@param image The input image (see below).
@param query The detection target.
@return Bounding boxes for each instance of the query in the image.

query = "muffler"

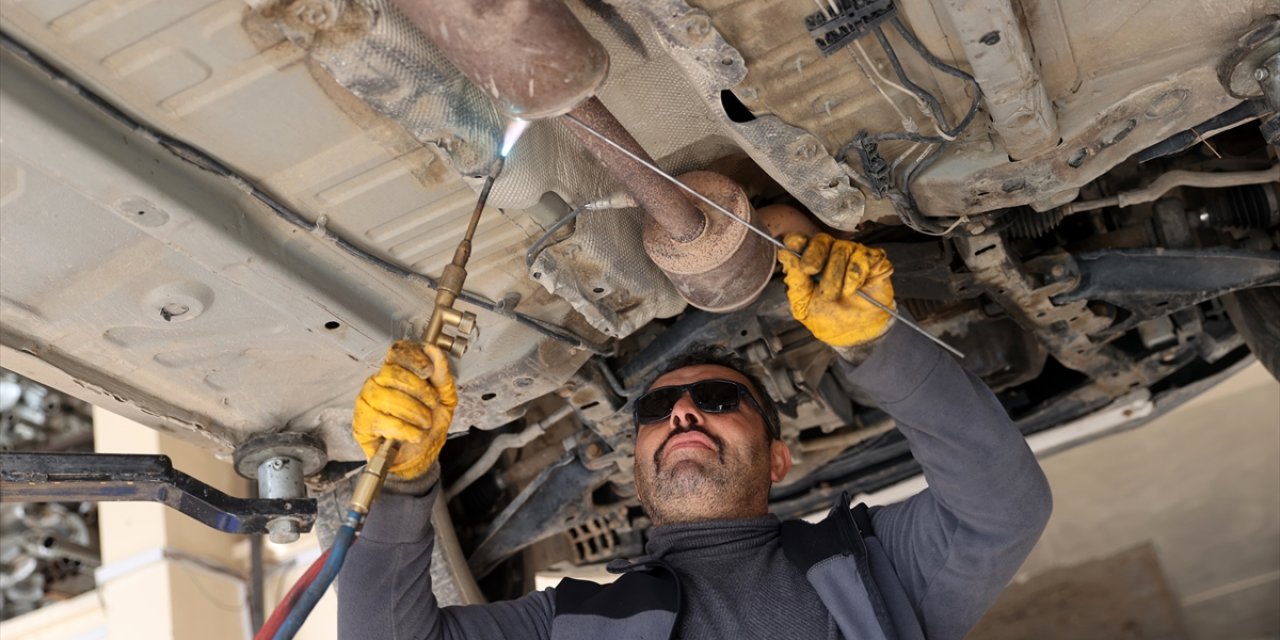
[393,0,775,312]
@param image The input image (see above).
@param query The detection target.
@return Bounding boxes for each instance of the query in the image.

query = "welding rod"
[561,114,965,359]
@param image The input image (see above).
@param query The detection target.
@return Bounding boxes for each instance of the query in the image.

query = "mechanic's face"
[633,365,792,526]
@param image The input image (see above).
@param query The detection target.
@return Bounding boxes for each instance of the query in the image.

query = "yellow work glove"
[778,232,896,349]
[352,340,457,481]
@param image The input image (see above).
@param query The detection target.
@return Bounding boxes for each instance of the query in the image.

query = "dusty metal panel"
[935,0,1059,159]
[617,0,869,231]
[0,35,590,460]
[688,0,1265,216]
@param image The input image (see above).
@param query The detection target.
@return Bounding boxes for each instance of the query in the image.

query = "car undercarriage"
[1,0,1277,601]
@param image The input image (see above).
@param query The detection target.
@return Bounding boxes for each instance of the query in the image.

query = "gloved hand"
[778,232,896,348]
[352,340,457,481]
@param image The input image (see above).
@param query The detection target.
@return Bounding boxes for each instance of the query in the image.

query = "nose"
[668,391,703,429]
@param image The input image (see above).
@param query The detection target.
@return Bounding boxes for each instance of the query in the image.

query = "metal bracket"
[0,452,316,535]
[1053,248,1280,337]
[804,0,896,56]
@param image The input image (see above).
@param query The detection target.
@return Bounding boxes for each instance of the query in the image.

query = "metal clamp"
[0,452,317,536]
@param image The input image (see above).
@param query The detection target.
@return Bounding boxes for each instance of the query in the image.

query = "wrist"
[384,463,441,496]
[830,317,896,364]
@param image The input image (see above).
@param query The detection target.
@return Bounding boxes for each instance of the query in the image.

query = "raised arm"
[338,474,555,639]
[340,341,556,639]
[778,233,1051,640]
[841,319,1052,639]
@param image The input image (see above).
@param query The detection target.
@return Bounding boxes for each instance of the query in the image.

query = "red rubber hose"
[256,548,332,640]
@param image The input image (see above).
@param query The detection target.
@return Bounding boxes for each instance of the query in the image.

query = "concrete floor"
[996,362,1280,639]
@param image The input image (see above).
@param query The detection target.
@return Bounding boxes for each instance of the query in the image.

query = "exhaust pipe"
[388,0,608,119]
[394,0,775,312]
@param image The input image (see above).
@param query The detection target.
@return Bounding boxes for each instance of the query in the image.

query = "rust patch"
[564,97,707,243]
[257,0,375,51]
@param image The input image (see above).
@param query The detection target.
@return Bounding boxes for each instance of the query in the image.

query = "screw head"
[1256,67,1271,82]
[794,142,819,160]
[267,518,300,544]
[294,1,333,28]
[683,15,712,41]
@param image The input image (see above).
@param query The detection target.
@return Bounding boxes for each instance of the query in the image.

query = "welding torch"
[348,161,499,521]
[262,163,501,640]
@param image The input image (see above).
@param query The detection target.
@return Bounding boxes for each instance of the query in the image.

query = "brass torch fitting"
[349,438,400,515]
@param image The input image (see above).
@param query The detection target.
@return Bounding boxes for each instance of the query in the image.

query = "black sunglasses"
[633,379,775,436]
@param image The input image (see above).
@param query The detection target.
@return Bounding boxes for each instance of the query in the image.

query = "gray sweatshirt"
[338,320,1053,639]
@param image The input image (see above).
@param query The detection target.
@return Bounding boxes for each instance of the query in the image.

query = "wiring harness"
[808,4,984,236]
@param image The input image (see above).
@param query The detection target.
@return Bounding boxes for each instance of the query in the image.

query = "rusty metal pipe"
[562,97,707,243]
[389,0,608,120]
[395,0,770,311]
[645,171,775,313]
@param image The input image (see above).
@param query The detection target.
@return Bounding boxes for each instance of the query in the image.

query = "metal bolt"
[293,1,334,28]
[267,518,300,544]
[257,455,306,543]
[1050,264,1067,278]
[683,15,712,41]
[1256,67,1271,82]
[794,142,819,160]
[258,456,305,500]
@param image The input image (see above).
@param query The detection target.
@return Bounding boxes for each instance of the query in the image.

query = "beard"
[635,423,773,526]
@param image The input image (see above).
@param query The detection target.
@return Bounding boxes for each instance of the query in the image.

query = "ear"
[768,439,793,484]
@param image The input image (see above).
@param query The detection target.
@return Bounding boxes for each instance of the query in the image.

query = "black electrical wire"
[1,31,612,356]
[834,19,987,236]
[871,25,981,139]
[525,203,589,268]
[888,17,980,91]
[890,143,960,236]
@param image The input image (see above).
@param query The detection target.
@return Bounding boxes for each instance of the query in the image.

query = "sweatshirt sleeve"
[338,476,556,640]
[837,320,1053,640]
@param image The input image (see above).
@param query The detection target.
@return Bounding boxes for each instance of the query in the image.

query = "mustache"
[654,423,726,470]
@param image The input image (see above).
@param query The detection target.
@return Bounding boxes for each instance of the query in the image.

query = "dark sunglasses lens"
[691,380,742,413]
[635,387,682,423]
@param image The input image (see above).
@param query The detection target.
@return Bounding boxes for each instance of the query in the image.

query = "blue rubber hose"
[272,510,362,640]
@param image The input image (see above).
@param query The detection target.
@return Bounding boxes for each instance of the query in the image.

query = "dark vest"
[551,494,925,640]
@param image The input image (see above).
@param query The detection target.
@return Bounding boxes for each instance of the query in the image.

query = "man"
[342,233,1053,639]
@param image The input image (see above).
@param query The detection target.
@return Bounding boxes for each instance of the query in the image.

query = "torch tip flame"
[501,118,531,158]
